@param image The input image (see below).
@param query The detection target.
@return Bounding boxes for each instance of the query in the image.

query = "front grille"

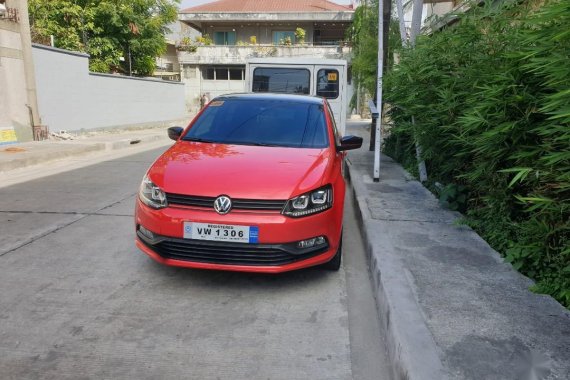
[139,234,326,266]
[166,193,286,211]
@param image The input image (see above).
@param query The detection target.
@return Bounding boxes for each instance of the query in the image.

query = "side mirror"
[168,126,184,141]
[337,135,363,151]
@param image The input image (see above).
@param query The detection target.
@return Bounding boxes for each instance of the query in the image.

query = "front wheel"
[322,235,342,271]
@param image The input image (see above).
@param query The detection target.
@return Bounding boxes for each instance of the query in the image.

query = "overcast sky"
[179,0,353,10]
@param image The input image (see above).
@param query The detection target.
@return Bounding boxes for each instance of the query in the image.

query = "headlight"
[282,185,333,218]
[139,175,167,209]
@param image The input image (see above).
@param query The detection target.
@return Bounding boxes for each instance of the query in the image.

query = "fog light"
[139,225,154,240]
[315,236,326,246]
[297,236,326,249]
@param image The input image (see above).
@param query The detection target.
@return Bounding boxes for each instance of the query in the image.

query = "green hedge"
[383,0,570,307]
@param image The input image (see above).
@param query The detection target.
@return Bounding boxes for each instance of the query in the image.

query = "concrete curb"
[0,143,106,172]
[0,133,169,173]
[104,133,168,151]
[346,161,449,380]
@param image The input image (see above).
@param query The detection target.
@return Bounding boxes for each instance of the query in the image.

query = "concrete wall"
[32,44,186,132]
[0,0,33,143]
[178,45,350,65]
[180,64,245,113]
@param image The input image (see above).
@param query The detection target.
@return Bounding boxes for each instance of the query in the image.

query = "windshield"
[183,99,329,149]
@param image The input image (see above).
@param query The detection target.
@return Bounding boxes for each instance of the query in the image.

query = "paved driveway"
[0,147,388,380]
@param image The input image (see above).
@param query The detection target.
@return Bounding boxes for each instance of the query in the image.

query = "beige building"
[0,0,37,143]
[154,40,182,81]
[177,0,355,113]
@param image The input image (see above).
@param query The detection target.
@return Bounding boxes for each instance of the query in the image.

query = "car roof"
[214,93,324,105]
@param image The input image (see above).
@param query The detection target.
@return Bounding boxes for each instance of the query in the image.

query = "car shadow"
[140,256,334,291]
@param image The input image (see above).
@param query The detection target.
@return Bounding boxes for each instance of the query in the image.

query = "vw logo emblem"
[214,195,232,215]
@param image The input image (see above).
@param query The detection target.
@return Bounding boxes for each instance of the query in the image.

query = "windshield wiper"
[183,137,217,143]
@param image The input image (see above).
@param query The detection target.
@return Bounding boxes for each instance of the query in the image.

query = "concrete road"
[0,147,389,380]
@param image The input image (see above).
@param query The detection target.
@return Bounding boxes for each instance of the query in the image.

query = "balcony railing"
[177,44,352,65]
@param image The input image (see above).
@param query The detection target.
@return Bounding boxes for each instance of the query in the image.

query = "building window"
[316,69,340,99]
[213,31,236,45]
[202,66,245,81]
[273,31,295,45]
[203,67,215,80]
[252,68,310,94]
[229,68,243,80]
[215,68,228,80]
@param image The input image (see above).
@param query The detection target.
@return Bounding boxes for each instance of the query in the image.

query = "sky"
[179,0,353,10]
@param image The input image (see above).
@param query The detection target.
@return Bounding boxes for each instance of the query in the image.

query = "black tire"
[322,236,342,271]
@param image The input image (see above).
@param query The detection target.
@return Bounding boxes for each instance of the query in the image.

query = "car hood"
[148,141,332,199]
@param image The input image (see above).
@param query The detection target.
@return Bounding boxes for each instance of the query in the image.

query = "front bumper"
[134,198,343,273]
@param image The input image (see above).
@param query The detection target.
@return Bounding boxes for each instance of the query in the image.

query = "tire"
[322,235,342,271]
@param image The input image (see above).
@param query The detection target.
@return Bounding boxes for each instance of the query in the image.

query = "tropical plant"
[295,27,306,44]
[196,34,212,46]
[279,36,292,46]
[28,0,179,75]
[381,0,570,307]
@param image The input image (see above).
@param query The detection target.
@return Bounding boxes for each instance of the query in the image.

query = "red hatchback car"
[135,93,362,273]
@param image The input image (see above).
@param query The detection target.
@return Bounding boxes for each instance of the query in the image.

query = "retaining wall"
[32,44,186,132]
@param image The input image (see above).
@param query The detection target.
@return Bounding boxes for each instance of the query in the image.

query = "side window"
[316,69,340,99]
[252,68,310,94]
[326,102,341,145]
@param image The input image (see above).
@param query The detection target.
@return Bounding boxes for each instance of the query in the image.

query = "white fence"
[32,44,186,132]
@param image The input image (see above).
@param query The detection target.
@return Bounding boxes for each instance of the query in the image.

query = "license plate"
[183,222,259,244]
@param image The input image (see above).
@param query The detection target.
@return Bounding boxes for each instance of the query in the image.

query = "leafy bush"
[29,0,179,76]
[383,0,570,307]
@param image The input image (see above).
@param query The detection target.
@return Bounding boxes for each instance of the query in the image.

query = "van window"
[316,69,339,99]
[252,68,310,95]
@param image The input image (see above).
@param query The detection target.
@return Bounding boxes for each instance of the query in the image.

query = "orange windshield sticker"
[210,101,224,107]
[328,73,338,81]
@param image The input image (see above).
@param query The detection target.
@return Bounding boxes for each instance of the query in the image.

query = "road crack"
[0,192,136,257]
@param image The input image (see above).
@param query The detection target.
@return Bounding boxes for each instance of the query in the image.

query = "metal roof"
[247,57,347,66]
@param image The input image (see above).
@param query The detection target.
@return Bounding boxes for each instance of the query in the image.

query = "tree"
[347,0,395,97]
[29,0,179,76]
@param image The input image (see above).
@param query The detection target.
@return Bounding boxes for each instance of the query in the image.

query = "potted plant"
[295,28,306,44]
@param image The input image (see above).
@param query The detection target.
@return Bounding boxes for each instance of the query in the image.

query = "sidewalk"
[346,121,570,380]
[0,120,187,173]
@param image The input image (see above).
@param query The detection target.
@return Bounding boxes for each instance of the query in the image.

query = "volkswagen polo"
[135,93,362,273]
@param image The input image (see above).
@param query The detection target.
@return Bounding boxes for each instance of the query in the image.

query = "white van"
[245,58,348,135]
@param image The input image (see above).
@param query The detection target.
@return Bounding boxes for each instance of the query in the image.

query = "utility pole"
[373,0,384,182]
[17,0,41,132]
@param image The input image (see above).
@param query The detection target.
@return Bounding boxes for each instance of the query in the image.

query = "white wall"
[32,44,186,132]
